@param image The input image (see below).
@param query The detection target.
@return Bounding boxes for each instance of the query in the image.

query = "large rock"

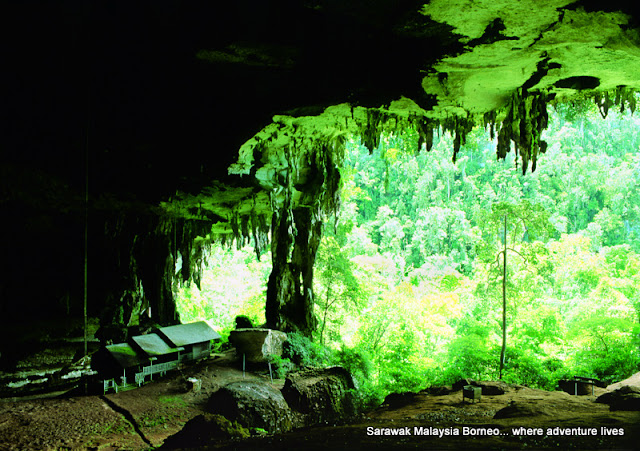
[452,379,512,395]
[383,391,419,409]
[596,386,640,411]
[281,366,358,426]
[494,401,555,419]
[208,380,295,433]
[423,385,453,396]
[229,328,287,363]
[160,414,250,449]
[607,371,640,391]
[476,380,514,395]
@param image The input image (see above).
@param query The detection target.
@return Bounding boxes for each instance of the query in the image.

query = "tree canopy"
[177,97,640,407]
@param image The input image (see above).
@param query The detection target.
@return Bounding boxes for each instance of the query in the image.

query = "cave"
[2,0,640,448]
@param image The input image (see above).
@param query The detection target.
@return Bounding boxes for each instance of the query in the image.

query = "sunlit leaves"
[175,244,269,333]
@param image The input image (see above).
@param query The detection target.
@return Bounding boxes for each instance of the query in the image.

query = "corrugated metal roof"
[105,343,147,368]
[130,333,184,357]
[156,321,221,347]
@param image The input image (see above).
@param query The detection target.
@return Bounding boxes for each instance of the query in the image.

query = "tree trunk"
[319,277,333,345]
[499,215,507,380]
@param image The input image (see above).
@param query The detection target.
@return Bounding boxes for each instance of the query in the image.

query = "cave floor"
[0,353,638,450]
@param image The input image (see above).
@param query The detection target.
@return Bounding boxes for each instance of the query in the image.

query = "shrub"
[283,332,334,367]
[269,355,295,379]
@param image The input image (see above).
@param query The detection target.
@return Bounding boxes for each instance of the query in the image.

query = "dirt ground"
[0,353,264,450]
[0,353,639,450]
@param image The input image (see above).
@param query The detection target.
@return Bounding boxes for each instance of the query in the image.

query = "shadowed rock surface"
[282,366,358,426]
[596,385,640,411]
[160,414,250,449]
[207,380,294,434]
[229,329,287,364]
[1,353,639,450]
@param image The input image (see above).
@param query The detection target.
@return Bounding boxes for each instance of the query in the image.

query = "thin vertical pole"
[499,215,507,379]
[84,111,89,363]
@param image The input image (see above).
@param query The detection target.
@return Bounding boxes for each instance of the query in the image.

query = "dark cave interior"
[3,0,640,407]
[4,1,640,449]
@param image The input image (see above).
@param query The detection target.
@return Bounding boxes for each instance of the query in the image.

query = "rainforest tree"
[176,96,640,404]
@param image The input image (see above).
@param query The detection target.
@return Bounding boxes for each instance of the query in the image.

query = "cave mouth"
[170,94,640,404]
[174,241,270,337]
[309,98,640,401]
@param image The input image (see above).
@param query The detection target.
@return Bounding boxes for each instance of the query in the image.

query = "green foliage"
[176,96,640,407]
[327,105,640,399]
[444,334,497,382]
[269,355,295,379]
[314,231,365,344]
[335,346,382,409]
[283,332,335,367]
[502,348,560,391]
[175,243,268,334]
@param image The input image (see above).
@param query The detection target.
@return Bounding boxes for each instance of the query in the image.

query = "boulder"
[229,328,287,363]
[160,414,250,449]
[452,378,476,391]
[596,386,640,411]
[208,380,294,433]
[423,385,453,396]
[494,401,554,419]
[282,366,358,426]
[452,379,511,395]
[607,371,640,391]
[383,391,419,408]
[476,380,513,395]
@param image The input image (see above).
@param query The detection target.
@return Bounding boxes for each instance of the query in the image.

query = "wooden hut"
[91,342,148,392]
[92,321,221,393]
[155,321,221,361]
[130,333,184,383]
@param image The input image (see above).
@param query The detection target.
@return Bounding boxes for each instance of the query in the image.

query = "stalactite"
[494,89,549,174]
[263,124,345,335]
[483,111,497,140]
[361,109,387,153]
[609,86,636,115]
[441,116,474,163]
[416,118,434,153]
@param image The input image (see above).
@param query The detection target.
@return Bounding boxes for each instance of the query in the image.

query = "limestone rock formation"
[596,386,640,411]
[281,367,358,426]
[606,371,640,391]
[453,378,514,395]
[229,328,287,364]
[6,0,640,368]
[208,381,295,434]
[204,367,358,434]
[160,414,250,449]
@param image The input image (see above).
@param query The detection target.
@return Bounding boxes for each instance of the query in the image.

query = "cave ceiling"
[5,1,640,228]
[161,0,640,241]
[4,0,640,325]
